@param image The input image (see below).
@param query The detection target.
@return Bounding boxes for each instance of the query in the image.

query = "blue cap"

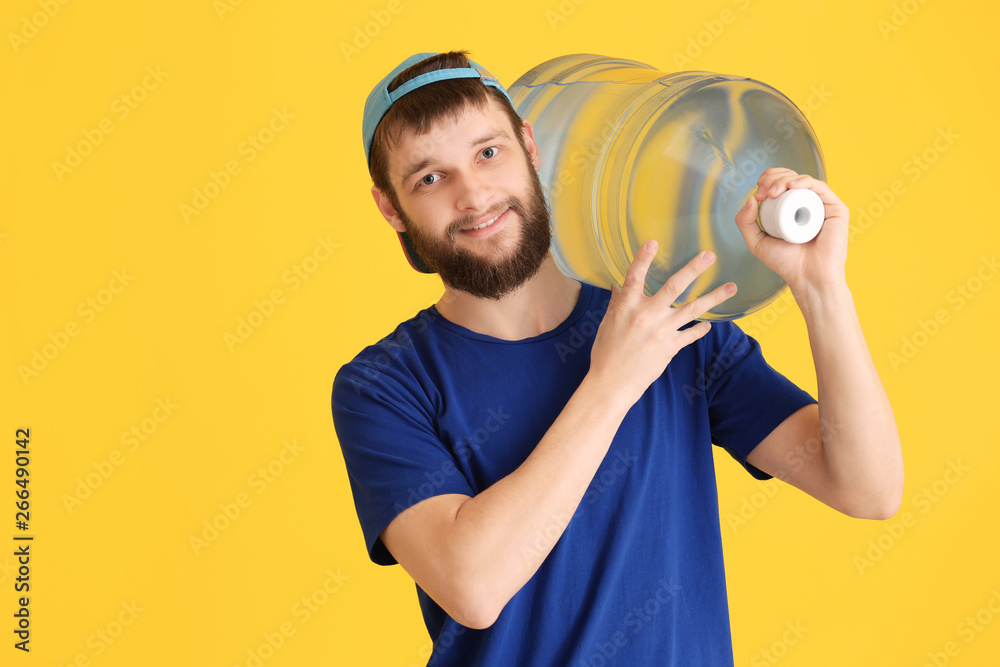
[362,52,516,274]
[362,52,515,168]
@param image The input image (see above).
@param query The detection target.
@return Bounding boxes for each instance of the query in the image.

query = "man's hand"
[589,240,737,409]
[734,167,850,295]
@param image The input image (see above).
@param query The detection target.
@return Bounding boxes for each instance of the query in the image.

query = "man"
[332,51,902,666]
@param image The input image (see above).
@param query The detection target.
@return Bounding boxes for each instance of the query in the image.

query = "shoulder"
[701,319,759,360]
[332,306,444,406]
[342,303,455,368]
[673,317,758,372]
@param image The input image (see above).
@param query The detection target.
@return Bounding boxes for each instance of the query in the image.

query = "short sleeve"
[702,322,817,481]
[332,361,475,565]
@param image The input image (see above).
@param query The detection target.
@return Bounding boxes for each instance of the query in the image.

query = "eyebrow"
[399,129,513,186]
[401,158,433,187]
[468,129,510,148]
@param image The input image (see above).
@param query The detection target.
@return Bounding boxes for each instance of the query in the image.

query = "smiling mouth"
[463,208,508,232]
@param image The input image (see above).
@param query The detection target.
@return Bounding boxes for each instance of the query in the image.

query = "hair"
[368,50,527,211]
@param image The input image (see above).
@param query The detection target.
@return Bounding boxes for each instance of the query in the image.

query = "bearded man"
[332,51,902,666]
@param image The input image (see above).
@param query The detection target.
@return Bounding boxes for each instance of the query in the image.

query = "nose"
[453,167,494,214]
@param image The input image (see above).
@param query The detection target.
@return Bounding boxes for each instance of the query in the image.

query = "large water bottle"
[508,54,827,320]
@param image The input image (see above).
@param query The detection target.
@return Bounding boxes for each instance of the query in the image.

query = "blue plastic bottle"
[508,54,826,320]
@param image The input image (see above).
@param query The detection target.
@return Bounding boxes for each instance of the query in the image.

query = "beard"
[397,157,552,301]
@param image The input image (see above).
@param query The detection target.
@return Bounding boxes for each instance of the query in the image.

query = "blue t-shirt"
[332,282,816,666]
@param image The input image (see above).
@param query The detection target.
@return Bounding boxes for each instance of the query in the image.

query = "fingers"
[754,168,841,206]
[674,279,737,324]
[753,167,801,200]
[651,249,717,307]
[733,194,768,256]
[752,168,849,231]
[617,239,659,307]
[735,190,762,229]
[617,241,736,324]
[664,283,740,350]
[674,319,713,348]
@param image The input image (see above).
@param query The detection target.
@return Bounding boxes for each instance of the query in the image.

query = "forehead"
[387,98,517,184]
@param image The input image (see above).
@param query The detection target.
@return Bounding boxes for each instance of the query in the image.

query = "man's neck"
[433,255,583,341]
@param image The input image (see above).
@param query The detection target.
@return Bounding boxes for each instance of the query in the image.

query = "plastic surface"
[757,188,825,244]
[509,54,827,320]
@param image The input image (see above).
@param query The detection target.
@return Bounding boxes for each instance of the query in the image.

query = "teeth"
[467,211,502,231]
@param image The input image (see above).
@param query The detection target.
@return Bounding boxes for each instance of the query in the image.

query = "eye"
[419,173,441,186]
[481,146,498,159]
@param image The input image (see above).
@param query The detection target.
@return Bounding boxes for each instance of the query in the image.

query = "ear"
[521,119,542,172]
[371,186,406,233]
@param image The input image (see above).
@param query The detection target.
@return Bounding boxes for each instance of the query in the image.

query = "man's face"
[378,99,551,300]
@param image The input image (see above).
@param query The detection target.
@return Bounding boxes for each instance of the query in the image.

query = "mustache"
[448,197,523,241]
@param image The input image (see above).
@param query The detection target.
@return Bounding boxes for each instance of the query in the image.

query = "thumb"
[735,193,768,257]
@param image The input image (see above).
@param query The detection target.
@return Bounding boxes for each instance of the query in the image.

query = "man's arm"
[737,169,904,519]
[381,373,630,630]
[381,244,736,630]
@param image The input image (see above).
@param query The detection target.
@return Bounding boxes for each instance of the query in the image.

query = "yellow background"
[2,0,998,664]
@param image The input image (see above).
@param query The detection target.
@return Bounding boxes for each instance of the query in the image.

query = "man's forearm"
[446,370,631,625]
[793,281,904,517]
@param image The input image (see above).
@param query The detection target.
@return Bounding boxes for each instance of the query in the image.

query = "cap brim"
[397,231,436,274]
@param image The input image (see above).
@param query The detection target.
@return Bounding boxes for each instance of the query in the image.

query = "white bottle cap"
[756,188,825,244]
